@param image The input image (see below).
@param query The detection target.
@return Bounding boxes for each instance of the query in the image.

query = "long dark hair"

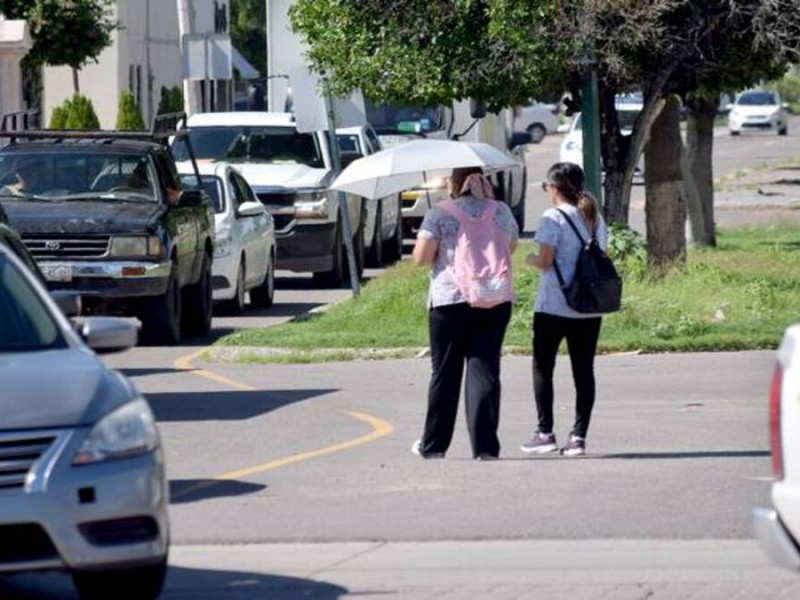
[546,162,598,232]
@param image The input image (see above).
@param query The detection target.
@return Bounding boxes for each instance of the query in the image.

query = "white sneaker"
[520,431,558,454]
[411,439,444,459]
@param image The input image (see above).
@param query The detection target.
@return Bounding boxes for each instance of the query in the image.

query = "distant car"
[0,243,168,600]
[753,324,800,571]
[560,100,644,181]
[337,125,403,267]
[728,90,788,136]
[513,102,560,144]
[178,161,276,315]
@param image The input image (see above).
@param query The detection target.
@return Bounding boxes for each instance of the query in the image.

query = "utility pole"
[145,0,153,124]
[176,0,201,115]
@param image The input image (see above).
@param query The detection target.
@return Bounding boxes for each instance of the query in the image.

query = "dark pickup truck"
[0,112,214,345]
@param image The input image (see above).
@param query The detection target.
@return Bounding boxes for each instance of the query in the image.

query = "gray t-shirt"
[534,203,608,319]
[418,197,519,308]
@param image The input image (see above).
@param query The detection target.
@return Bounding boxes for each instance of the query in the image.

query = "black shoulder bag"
[551,208,622,314]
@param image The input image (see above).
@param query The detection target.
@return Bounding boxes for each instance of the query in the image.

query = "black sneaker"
[560,435,586,456]
[520,431,558,454]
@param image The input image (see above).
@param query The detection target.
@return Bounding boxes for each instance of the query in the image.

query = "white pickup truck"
[754,324,800,570]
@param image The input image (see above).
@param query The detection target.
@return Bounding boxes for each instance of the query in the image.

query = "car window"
[0,254,66,353]
[235,172,259,205]
[0,152,157,202]
[737,92,777,106]
[173,126,325,169]
[180,174,223,213]
[366,128,382,153]
[154,151,181,196]
[228,172,247,211]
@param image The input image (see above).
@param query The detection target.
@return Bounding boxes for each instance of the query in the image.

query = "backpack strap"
[551,208,587,290]
[439,198,497,223]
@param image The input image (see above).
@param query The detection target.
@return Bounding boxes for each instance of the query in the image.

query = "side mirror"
[177,188,204,207]
[508,132,532,151]
[470,99,487,119]
[237,201,266,217]
[78,317,138,354]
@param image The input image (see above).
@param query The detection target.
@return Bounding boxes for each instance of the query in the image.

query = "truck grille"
[23,235,110,259]
[256,191,296,207]
[0,435,56,490]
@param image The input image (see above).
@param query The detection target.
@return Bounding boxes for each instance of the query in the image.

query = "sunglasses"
[541,181,552,192]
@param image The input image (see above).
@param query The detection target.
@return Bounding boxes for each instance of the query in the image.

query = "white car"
[337,125,403,267]
[728,90,788,136]
[560,101,644,181]
[512,102,561,144]
[177,161,276,314]
[754,324,800,571]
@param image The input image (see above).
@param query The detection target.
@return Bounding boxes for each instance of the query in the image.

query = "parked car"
[177,161,276,314]
[753,324,800,571]
[337,125,403,266]
[560,99,645,181]
[0,243,168,600]
[0,114,215,345]
[728,90,788,136]
[512,101,560,144]
[172,111,367,288]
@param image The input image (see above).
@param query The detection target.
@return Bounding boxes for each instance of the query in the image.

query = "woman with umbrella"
[411,166,519,460]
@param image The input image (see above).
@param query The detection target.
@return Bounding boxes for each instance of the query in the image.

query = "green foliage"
[157,86,184,116]
[214,225,800,361]
[48,103,69,129]
[63,94,100,130]
[230,0,266,77]
[772,65,800,113]
[0,0,118,71]
[607,222,647,280]
[115,91,146,131]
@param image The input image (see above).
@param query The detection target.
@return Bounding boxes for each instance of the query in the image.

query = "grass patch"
[215,224,800,362]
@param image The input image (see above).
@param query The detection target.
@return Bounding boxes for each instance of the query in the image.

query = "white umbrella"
[329,139,520,200]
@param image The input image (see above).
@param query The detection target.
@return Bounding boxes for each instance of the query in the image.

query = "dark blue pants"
[532,312,602,439]
[420,301,512,458]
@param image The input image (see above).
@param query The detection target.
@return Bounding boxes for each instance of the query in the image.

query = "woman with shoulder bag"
[411,166,519,460]
[521,162,608,457]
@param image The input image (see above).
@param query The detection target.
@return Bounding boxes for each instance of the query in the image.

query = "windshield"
[365,101,445,135]
[0,255,66,353]
[172,126,325,168]
[0,152,158,202]
[180,174,224,213]
[737,91,777,106]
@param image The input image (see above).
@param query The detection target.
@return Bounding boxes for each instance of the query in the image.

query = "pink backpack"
[438,200,514,309]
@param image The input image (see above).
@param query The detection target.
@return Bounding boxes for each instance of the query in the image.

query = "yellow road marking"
[171,349,395,501]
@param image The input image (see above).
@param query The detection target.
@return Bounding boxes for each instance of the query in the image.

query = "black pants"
[420,301,512,458]
[532,312,602,439]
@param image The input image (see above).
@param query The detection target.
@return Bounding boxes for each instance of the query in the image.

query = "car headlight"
[293,189,329,219]
[214,236,233,258]
[72,398,159,465]
[109,235,162,258]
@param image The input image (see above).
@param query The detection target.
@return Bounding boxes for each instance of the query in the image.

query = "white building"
[43,0,256,129]
[0,16,32,123]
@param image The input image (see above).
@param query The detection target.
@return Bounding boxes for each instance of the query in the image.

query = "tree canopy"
[231,0,266,78]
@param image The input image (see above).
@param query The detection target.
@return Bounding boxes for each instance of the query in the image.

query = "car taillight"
[769,363,784,480]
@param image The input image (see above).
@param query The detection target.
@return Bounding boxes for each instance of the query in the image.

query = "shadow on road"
[145,388,339,423]
[169,479,266,504]
[0,566,350,599]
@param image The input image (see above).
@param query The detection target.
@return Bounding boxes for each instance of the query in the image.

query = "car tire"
[383,197,404,263]
[221,258,246,315]
[140,264,181,345]
[779,126,788,136]
[313,218,346,288]
[730,130,740,136]
[250,250,275,308]
[527,123,547,144]
[366,205,383,268]
[182,251,213,337]
[72,557,167,600]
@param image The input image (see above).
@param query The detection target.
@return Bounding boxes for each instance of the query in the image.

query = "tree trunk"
[644,96,686,268]
[685,97,718,246]
[72,68,80,94]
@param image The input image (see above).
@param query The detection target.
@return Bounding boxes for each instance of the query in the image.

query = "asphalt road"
[5,121,800,599]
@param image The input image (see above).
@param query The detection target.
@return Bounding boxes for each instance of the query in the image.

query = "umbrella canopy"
[330,139,521,200]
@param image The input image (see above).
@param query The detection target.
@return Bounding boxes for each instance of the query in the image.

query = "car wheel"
[250,250,275,308]
[313,219,345,288]
[730,130,740,136]
[527,123,547,144]
[140,263,181,345]
[221,258,246,315]
[383,197,404,263]
[366,205,383,268]
[182,252,213,337]
[72,557,167,600]
[779,126,788,136]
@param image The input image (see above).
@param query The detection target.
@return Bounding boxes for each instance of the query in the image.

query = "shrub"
[49,103,69,129]
[64,94,100,129]
[607,222,647,279]
[157,85,184,115]
[116,91,146,131]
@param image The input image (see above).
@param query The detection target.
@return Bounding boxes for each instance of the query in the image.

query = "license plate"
[41,265,73,282]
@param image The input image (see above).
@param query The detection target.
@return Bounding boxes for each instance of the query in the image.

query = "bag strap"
[551,208,587,289]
